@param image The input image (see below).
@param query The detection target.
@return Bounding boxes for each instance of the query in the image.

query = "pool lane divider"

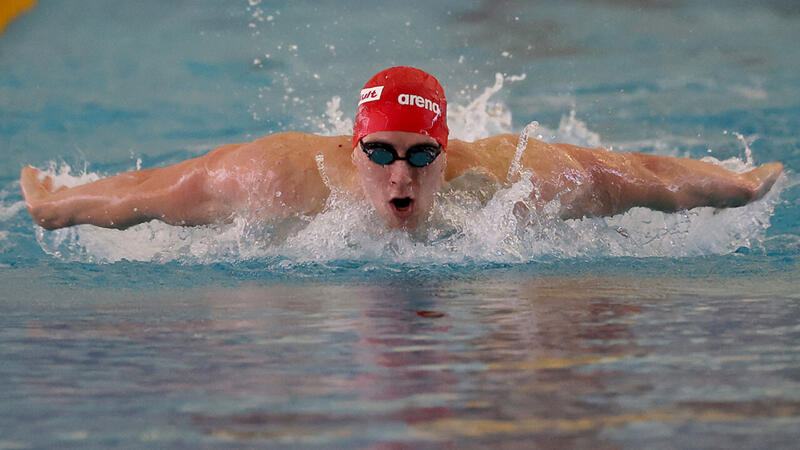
[0,0,36,35]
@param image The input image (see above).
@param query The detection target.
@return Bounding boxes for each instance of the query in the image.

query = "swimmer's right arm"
[20,144,244,230]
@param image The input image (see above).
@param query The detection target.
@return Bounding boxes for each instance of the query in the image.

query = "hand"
[20,166,67,229]
[744,162,783,201]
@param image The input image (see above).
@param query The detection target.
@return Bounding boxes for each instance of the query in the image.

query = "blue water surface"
[1,0,799,448]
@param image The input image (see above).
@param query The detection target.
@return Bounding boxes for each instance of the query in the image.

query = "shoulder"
[204,132,350,169]
[444,135,515,180]
[445,134,568,181]
[254,131,350,149]
[203,132,357,212]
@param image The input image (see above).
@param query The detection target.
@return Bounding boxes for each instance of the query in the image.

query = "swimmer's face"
[353,131,446,230]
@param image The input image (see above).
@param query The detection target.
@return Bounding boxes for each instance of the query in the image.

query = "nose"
[388,160,413,186]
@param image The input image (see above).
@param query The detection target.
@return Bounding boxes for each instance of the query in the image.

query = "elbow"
[158,177,221,227]
[647,184,751,212]
[684,179,756,209]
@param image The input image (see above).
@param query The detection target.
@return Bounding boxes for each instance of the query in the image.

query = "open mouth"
[390,197,414,217]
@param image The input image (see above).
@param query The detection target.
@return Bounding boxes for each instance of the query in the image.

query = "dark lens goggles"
[360,139,442,168]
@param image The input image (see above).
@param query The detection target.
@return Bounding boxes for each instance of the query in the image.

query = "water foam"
[0,198,26,223]
[29,75,785,265]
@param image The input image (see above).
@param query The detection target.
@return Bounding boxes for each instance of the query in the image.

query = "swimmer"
[20,66,783,231]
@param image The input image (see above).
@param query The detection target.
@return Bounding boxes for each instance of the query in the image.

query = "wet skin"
[352,132,445,230]
[20,131,783,231]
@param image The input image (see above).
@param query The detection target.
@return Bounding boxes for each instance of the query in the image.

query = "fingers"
[20,165,40,181]
[20,166,58,203]
[20,166,44,202]
[41,174,54,192]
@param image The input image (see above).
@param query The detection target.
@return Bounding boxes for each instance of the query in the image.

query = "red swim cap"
[353,66,449,150]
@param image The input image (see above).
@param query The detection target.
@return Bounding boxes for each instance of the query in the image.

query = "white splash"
[0,192,26,222]
[447,73,515,141]
[506,121,539,184]
[314,96,353,136]
[42,162,101,189]
[28,76,786,265]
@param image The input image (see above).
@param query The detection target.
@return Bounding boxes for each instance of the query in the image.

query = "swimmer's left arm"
[554,144,783,218]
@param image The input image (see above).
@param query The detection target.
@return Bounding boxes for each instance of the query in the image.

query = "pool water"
[1,0,799,447]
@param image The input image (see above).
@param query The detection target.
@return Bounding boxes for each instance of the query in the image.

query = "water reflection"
[7,276,800,447]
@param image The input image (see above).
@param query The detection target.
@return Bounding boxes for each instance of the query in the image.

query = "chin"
[385,216,420,230]
[379,210,422,230]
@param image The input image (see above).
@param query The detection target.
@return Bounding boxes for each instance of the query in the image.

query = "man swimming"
[20,66,783,231]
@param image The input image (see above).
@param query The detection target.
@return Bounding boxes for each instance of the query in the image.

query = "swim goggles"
[360,139,442,168]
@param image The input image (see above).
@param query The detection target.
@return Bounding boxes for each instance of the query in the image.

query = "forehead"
[361,131,438,146]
